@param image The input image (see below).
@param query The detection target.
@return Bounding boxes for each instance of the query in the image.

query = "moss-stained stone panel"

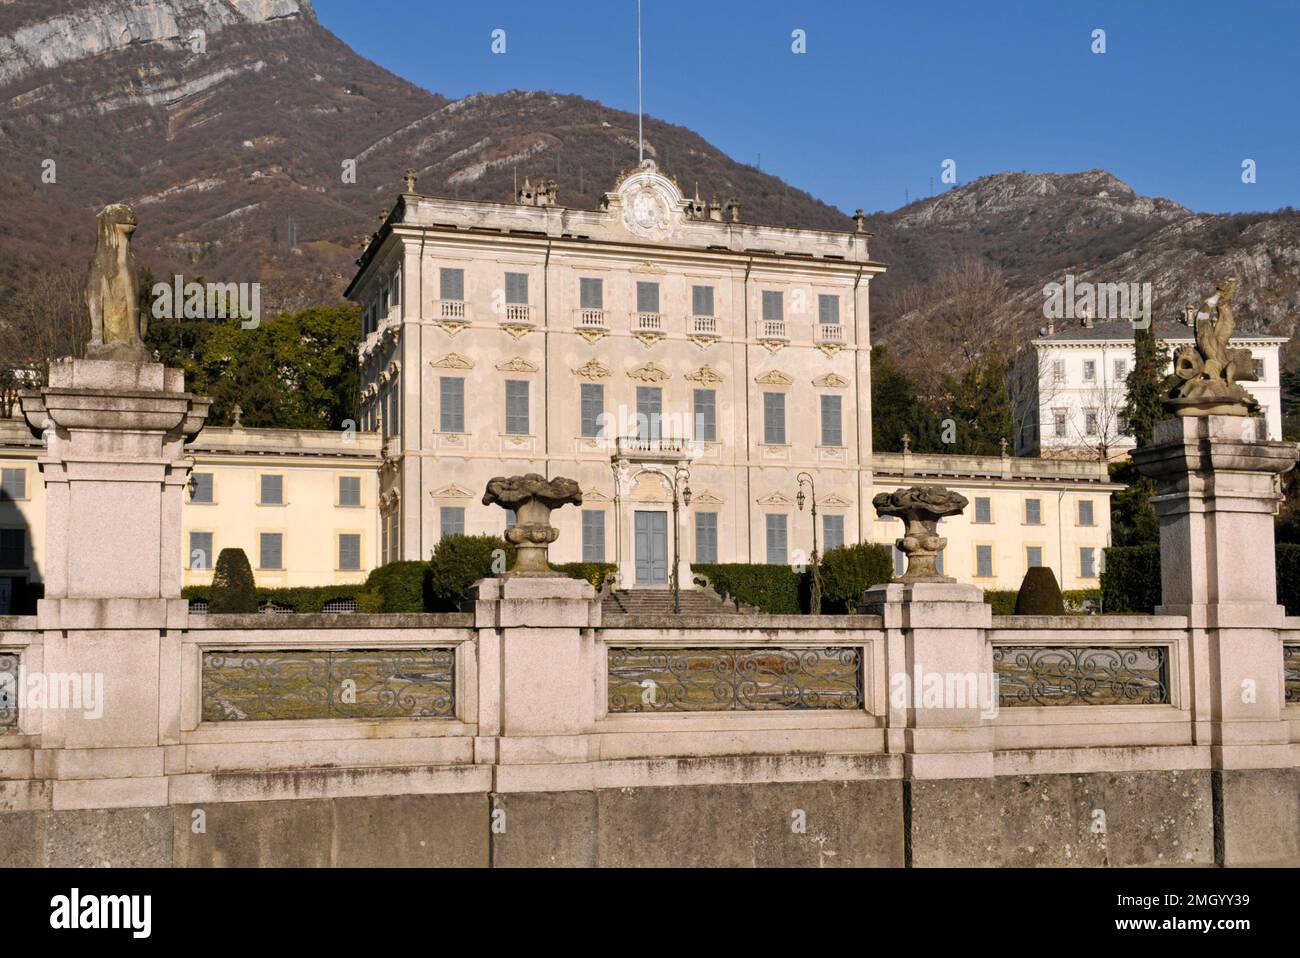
[608,647,862,712]
[201,648,455,721]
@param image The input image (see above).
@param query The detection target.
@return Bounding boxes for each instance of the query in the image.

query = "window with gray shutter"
[636,281,659,313]
[1078,500,1095,526]
[260,474,284,506]
[439,267,464,301]
[695,512,718,564]
[0,529,24,568]
[1027,546,1043,569]
[337,476,361,507]
[338,533,361,571]
[692,285,714,316]
[581,510,605,562]
[976,545,993,578]
[440,377,465,432]
[505,272,529,305]
[440,507,465,539]
[762,290,783,322]
[1024,498,1041,524]
[189,531,212,570]
[823,515,845,551]
[391,271,401,307]
[580,277,603,309]
[1080,547,1097,579]
[693,389,716,442]
[820,395,842,447]
[818,294,840,325]
[974,497,991,523]
[259,533,283,570]
[763,392,786,444]
[505,380,529,435]
[1,467,27,501]
[765,514,787,565]
[581,384,604,438]
[189,472,213,504]
[636,386,662,440]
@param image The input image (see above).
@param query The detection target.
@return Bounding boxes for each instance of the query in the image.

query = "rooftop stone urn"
[483,473,583,575]
[872,485,969,582]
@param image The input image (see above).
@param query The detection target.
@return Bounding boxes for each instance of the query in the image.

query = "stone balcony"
[759,319,788,344]
[613,435,700,462]
[574,307,608,331]
[690,315,720,340]
[633,311,663,334]
[815,322,845,345]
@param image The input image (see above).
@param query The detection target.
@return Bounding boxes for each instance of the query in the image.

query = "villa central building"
[345,162,1115,590]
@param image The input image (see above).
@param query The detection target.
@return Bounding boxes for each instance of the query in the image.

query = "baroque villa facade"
[0,163,1124,611]
[1010,316,1285,460]
[344,161,1117,592]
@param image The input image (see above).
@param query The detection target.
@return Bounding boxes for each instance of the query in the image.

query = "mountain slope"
[0,0,848,318]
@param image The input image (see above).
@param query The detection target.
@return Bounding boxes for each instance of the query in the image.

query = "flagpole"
[637,0,643,163]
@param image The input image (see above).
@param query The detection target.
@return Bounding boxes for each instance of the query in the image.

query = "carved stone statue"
[482,474,583,575]
[1167,278,1260,416]
[872,485,969,582]
[86,203,149,362]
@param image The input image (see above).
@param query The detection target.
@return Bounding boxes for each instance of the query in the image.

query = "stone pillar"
[1134,415,1298,865]
[862,581,994,780]
[16,358,208,805]
[473,575,602,865]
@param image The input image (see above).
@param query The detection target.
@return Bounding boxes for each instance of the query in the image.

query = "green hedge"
[1100,545,1161,613]
[183,583,372,612]
[693,563,803,614]
[819,543,893,613]
[983,588,1102,615]
[553,562,619,589]
[1277,544,1300,614]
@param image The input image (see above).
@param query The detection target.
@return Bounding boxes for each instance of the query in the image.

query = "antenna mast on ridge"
[637,0,644,163]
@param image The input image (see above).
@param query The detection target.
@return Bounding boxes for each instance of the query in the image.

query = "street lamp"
[670,464,692,614]
[796,471,821,615]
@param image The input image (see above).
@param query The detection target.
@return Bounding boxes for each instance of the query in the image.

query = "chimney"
[726,199,741,223]
[708,198,723,222]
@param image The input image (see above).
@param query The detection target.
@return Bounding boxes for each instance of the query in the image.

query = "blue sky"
[312,0,1299,215]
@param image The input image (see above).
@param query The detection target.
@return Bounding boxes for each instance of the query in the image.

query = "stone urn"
[482,473,583,575]
[872,485,968,582]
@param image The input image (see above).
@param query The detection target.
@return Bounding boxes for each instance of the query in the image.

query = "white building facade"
[346,163,1117,591]
[1010,317,1285,460]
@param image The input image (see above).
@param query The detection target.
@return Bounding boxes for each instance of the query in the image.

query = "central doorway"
[634,510,668,585]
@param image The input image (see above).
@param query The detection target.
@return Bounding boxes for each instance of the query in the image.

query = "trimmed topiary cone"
[1014,566,1066,615]
[209,547,257,614]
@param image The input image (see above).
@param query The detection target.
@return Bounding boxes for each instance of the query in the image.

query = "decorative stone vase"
[871,485,969,583]
[482,473,583,575]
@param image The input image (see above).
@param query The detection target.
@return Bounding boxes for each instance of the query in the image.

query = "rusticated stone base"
[909,769,1214,867]
[1,768,1295,867]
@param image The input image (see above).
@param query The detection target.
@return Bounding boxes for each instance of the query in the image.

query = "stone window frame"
[973,542,996,580]
[0,525,27,571]
[761,390,788,446]
[336,474,365,509]
[1079,546,1099,580]
[1077,499,1096,527]
[0,465,30,502]
[1024,543,1045,571]
[1023,497,1043,526]
[187,529,215,571]
[257,472,286,507]
[188,470,217,505]
[973,496,993,524]
[257,529,286,572]
[336,530,365,573]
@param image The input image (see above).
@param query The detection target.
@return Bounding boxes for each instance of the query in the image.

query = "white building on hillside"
[1010,316,1286,460]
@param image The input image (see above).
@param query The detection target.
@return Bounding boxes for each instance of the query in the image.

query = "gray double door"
[634,510,669,584]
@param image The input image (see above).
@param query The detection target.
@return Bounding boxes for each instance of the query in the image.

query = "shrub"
[1101,545,1161,613]
[1062,589,1102,613]
[983,590,1017,615]
[554,562,618,589]
[693,563,803,614]
[819,542,892,612]
[425,534,514,611]
[1013,566,1066,615]
[1277,543,1300,614]
[208,548,256,613]
[363,561,429,613]
[184,583,368,613]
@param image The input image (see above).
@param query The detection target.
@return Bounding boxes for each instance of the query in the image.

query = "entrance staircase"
[602,588,744,616]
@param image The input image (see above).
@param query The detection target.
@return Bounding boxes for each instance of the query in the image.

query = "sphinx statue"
[1166,278,1260,416]
[85,203,150,363]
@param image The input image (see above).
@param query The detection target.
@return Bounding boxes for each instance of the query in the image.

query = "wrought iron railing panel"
[1285,645,1300,706]
[608,647,862,712]
[0,652,16,729]
[993,645,1169,707]
[202,649,455,722]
